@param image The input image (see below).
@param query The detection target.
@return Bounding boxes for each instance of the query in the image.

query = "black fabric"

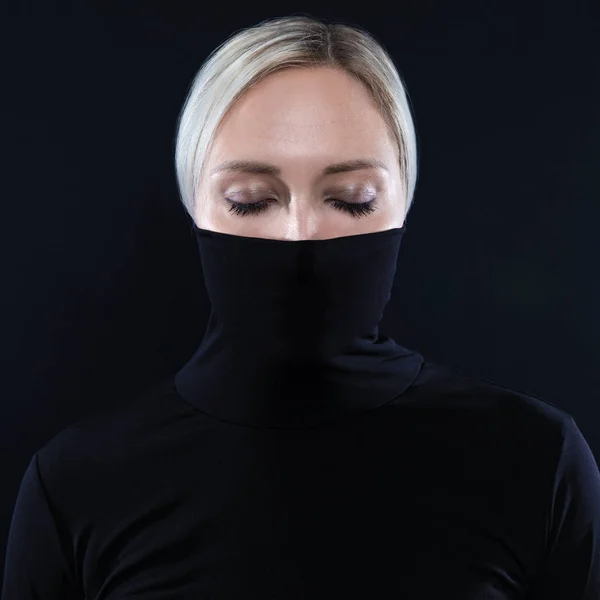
[175,223,423,428]
[3,224,600,599]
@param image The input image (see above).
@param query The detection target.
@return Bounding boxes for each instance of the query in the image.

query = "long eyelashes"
[225,198,378,219]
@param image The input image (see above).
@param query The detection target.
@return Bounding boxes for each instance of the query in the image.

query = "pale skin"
[195,66,406,240]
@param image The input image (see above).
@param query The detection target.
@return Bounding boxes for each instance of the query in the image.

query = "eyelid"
[223,181,379,198]
[223,189,274,200]
[224,190,375,202]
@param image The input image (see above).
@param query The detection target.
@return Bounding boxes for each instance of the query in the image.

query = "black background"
[1,1,599,586]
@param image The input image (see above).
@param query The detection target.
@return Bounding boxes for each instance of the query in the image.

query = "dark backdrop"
[1,1,599,587]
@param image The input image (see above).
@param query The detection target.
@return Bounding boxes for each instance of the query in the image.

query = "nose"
[279,200,327,241]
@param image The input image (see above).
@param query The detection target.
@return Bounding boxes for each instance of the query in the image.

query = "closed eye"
[224,198,378,219]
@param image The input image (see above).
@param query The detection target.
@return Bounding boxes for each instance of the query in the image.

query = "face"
[196,66,406,240]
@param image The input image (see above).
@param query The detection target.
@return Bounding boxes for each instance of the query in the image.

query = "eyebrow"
[209,158,389,177]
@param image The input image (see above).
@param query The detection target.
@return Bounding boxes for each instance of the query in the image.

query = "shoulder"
[33,376,194,504]
[410,359,573,451]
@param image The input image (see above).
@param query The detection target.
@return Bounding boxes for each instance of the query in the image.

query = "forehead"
[209,67,395,160]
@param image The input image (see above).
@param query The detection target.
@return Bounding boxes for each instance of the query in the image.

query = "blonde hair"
[173,14,418,223]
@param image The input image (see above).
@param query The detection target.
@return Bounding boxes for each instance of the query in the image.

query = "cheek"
[376,199,404,229]
[196,202,215,230]
[384,188,406,224]
[193,194,215,229]
[199,197,242,233]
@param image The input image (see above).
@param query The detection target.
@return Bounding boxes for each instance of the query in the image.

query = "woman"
[3,15,599,599]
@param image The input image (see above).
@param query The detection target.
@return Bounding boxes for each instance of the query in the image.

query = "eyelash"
[225,198,378,219]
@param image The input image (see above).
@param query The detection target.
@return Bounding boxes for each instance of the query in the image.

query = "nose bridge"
[282,193,321,241]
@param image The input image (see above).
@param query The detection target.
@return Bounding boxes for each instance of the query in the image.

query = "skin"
[195,66,406,240]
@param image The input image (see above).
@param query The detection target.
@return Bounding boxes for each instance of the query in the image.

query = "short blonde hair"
[174,14,418,223]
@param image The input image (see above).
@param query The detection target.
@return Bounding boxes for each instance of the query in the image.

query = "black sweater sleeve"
[1,452,82,600]
[531,416,600,599]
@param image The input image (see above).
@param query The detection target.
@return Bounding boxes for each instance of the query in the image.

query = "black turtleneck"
[3,223,600,599]
[174,223,424,428]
